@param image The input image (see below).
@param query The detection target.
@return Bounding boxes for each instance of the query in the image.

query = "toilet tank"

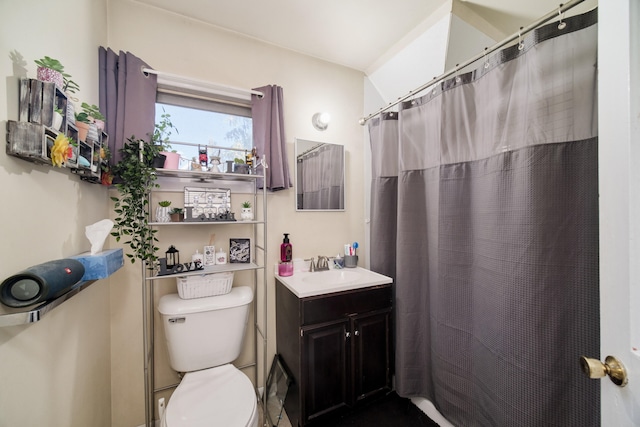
[158,286,253,373]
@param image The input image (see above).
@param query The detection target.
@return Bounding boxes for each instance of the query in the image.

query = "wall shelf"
[147,262,262,280]
[0,279,97,327]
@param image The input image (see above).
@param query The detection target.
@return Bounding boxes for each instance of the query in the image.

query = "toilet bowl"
[158,288,256,427]
[161,364,258,427]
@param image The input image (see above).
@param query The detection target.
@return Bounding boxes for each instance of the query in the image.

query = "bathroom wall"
[0,0,112,426]
[106,1,366,425]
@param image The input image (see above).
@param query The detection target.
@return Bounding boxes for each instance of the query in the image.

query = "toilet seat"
[164,364,258,427]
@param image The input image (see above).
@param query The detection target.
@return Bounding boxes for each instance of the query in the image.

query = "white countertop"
[275,267,393,298]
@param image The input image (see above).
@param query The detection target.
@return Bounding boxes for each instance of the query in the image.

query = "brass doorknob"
[580,355,628,387]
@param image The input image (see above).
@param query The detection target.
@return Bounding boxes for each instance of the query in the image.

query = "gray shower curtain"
[297,143,345,209]
[369,9,599,427]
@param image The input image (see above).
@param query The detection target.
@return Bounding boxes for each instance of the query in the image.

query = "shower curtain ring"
[557,7,567,30]
[483,47,490,69]
[518,27,524,51]
[455,64,461,83]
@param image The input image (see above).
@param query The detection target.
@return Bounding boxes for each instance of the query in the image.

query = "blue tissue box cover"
[71,248,124,281]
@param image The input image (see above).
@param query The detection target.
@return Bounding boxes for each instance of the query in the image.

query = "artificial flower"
[51,134,71,167]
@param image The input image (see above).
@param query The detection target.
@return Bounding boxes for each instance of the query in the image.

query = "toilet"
[158,286,258,427]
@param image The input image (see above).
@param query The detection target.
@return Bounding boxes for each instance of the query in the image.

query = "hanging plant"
[110,137,162,266]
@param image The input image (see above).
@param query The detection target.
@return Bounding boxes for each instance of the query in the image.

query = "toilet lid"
[166,364,257,427]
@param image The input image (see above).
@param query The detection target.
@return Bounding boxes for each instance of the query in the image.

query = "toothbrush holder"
[344,255,358,268]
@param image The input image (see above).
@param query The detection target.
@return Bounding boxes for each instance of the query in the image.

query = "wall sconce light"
[312,112,331,131]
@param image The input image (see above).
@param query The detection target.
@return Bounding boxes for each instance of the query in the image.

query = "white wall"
[0,1,112,426]
[106,1,366,425]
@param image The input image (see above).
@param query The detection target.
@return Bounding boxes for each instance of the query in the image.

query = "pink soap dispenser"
[278,233,293,276]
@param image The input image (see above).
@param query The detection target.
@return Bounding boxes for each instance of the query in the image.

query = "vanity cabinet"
[276,280,392,426]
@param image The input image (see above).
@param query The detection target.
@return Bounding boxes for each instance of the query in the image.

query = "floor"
[259,392,440,427]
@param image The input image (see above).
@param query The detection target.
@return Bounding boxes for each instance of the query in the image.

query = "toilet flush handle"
[168,317,185,324]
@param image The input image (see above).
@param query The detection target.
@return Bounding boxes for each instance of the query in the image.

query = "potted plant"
[156,200,171,223]
[152,108,180,169]
[240,201,253,221]
[111,137,162,267]
[169,207,184,222]
[34,56,67,88]
[75,111,91,141]
[81,102,106,131]
[233,157,249,174]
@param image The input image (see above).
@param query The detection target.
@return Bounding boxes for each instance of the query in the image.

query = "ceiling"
[134,0,593,72]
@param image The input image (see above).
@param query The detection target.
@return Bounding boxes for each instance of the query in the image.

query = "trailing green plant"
[81,102,105,121]
[152,108,178,151]
[110,137,162,266]
[75,111,91,123]
[158,200,171,208]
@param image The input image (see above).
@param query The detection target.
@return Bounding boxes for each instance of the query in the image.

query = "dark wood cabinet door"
[351,308,392,402]
[301,319,350,423]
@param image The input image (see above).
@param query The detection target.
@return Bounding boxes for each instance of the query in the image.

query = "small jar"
[192,250,204,265]
[216,249,227,265]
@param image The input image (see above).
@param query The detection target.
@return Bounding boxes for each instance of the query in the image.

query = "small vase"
[52,111,63,131]
[76,121,90,142]
[161,152,180,170]
[37,66,63,88]
[170,213,184,222]
[66,102,76,125]
[156,206,170,223]
[93,119,105,132]
[87,123,99,141]
[240,208,254,221]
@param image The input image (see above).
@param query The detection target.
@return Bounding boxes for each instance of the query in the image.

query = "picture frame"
[229,238,251,263]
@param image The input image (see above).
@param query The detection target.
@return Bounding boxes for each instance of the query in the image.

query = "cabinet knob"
[345,331,351,338]
[354,330,359,336]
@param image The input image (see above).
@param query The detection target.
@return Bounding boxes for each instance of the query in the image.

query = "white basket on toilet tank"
[176,271,234,299]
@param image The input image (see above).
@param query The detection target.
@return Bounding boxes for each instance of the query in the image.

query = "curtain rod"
[359,0,586,125]
[142,68,264,100]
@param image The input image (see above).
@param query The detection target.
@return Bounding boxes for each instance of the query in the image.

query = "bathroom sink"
[276,266,392,298]
[301,270,362,286]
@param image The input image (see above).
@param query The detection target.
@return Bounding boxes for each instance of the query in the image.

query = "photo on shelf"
[229,238,251,263]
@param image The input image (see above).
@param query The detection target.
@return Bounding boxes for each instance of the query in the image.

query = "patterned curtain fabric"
[251,85,292,191]
[297,143,344,209]
[369,9,599,427]
[98,47,157,165]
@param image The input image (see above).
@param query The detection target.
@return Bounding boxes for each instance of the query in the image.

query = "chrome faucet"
[306,258,316,272]
[315,256,330,271]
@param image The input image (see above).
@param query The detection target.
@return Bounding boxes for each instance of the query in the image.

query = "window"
[155,91,253,170]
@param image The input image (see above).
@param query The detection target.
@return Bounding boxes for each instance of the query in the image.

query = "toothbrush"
[352,242,358,256]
